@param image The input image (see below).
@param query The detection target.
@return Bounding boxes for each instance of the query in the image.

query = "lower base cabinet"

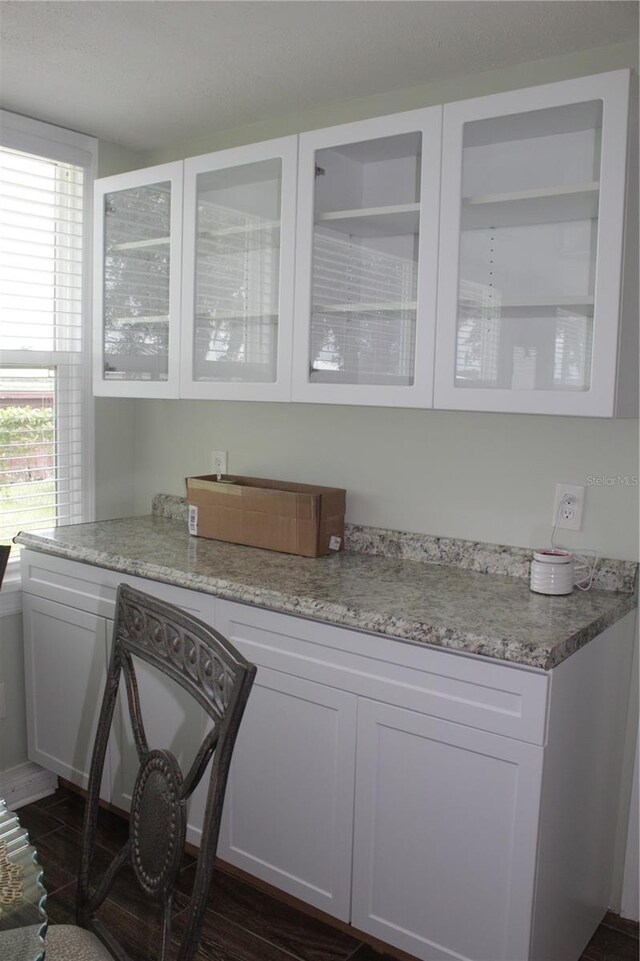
[20,550,636,961]
[351,699,543,961]
[22,594,111,801]
[218,667,357,920]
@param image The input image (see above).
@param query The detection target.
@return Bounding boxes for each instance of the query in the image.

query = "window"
[0,112,96,599]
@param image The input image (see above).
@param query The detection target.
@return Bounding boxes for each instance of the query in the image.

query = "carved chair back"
[77,584,256,961]
[0,544,10,588]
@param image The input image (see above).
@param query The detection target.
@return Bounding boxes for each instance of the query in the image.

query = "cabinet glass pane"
[456,100,602,391]
[310,133,421,386]
[103,182,171,382]
[193,159,282,383]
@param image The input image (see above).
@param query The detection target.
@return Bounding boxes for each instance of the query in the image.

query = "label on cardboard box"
[188,504,198,536]
[329,535,342,551]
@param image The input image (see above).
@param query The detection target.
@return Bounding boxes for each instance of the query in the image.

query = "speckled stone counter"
[15,501,637,671]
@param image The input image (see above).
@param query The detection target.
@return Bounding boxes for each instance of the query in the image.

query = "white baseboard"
[0,761,58,809]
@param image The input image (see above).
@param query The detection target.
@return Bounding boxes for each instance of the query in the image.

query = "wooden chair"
[45,583,256,961]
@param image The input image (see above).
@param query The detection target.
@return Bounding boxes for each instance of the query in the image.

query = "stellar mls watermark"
[586,474,638,487]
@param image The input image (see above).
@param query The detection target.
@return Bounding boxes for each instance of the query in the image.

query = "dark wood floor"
[18,786,640,961]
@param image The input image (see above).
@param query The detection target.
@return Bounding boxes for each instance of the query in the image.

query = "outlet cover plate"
[553,483,585,531]
[211,450,228,476]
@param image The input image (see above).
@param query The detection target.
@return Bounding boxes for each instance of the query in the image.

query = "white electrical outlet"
[211,450,228,477]
[553,483,585,531]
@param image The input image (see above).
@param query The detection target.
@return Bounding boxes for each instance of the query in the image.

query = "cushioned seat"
[0,924,46,959]
[46,924,113,960]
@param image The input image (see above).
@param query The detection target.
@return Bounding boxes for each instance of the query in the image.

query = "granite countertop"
[15,498,637,671]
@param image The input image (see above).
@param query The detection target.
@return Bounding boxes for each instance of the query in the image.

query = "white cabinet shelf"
[197,218,280,240]
[493,296,595,310]
[108,314,169,325]
[195,310,278,322]
[317,202,420,237]
[108,236,171,252]
[315,300,417,313]
[461,182,599,229]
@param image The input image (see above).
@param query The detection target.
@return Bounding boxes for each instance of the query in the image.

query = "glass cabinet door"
[180,137,297,400]
[435,71,630,415]
[293,109,442,407]
[93,162,182,397]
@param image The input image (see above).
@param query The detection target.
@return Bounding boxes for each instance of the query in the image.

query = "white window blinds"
[310,230,417,385]
[194,199,279,382]
[0,141,89,546]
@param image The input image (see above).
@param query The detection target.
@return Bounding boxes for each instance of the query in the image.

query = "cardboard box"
[186,475,346,558]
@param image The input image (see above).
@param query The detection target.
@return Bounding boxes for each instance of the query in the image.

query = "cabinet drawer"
[215,600,549,745]
[21,553,549,743]
[21,551,120,616]
[20,550,215,623]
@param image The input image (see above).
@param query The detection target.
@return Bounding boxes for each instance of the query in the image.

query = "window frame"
[0,110,97,614]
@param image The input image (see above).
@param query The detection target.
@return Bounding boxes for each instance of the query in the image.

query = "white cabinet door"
[180,136,298,401]
[435,70,632,416]
[292,108,442,407]
[22,594,111,799]
[93,161,183,398]
[352,698,544,961]
[218,666,357,921]
[108,581,215,846]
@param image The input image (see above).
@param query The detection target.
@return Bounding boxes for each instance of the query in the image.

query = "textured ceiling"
[0,1,637,151]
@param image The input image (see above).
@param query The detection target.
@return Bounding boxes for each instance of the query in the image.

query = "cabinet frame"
[292,108,443,407]
[434,69,632,416]
[180,136,298,401]
[93,161,184,398]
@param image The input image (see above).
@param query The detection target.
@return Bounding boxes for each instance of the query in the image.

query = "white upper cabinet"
[180,137,297,400]
[92,72,634,415]
[434,70,636,416]
[93,162,183,397]
[292,109,442,407]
